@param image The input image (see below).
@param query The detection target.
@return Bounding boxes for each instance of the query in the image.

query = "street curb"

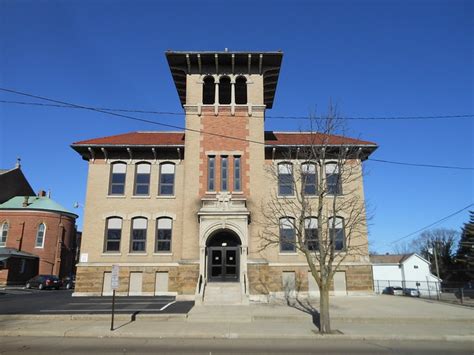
[0,330,472,343]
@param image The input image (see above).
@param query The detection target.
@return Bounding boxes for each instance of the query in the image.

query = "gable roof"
[72,131,376,147]
[370,254,414,264]
[0,196,78,218]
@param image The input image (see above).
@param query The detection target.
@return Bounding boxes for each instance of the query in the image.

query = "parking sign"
[111,264,119,290]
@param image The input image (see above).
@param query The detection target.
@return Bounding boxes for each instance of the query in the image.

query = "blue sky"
[1,0,472,253]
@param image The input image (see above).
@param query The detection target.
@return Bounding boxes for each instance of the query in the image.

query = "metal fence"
[374,280,473,306]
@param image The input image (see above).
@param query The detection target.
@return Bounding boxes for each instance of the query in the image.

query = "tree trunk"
[319,286,331,333]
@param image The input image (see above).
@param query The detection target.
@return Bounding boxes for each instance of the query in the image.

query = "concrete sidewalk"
[0,296,472,342]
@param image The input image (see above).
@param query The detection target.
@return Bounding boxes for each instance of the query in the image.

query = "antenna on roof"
[15,157,21,169]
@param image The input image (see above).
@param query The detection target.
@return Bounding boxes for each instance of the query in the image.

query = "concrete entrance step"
[203,282,247,306]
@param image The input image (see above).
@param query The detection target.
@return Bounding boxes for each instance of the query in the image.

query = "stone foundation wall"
[248,264,373,294]
[75,264,199,295]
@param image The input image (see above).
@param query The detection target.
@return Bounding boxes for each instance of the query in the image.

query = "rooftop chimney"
[22,196,29,207]
[38,190,47,197]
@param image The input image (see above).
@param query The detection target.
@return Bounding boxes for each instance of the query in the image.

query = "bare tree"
[410,228,459,280]
[393,241,415,255]
[258,105,372,334]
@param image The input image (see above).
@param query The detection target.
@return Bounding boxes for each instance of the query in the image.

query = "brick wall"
[0,211,76,278]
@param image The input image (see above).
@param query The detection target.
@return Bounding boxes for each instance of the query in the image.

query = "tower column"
[231,78,235,116]
[214,80,219,115]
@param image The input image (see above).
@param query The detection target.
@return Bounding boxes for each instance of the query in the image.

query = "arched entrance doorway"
[206,230,241,282]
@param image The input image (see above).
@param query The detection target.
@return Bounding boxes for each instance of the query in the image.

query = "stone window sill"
[153,253,173,256]
[101,253,122,256]
[279,252,299,256]
[156,195,176,199]
[107,195,126,199]
[131,195,151,199]
[127,253,148,256]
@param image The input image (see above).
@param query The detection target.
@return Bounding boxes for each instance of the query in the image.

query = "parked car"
[25,275,62,290]
[62,275,76,290]
[455,282,474,299]
[403,288,421,297]
[382,286,404,296]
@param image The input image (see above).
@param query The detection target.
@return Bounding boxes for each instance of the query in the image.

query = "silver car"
[403,288,421,297]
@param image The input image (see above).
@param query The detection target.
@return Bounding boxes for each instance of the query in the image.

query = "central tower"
[166,51,283,198]
[166,51,283,300]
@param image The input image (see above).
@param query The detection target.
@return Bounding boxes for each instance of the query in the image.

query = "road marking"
[159,301,176,311]
[39,308,174,312]
[67,302,170,305]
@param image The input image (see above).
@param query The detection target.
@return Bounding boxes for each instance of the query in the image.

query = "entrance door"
[208,247,239,282]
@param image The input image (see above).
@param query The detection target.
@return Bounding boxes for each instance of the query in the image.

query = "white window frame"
[35,223,46,248]
[0,222,8,247]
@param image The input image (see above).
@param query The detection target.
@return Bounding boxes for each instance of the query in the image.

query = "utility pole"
[433,241,441,300]
[433,241,440,279]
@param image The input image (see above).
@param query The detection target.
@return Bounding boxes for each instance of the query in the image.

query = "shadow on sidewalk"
[112,311,140,331]
[285,295,321,331]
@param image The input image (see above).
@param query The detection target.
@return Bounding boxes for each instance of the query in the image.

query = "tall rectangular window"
[131,218,147,252]
[326,163,342,195]
[208,156,215,191]
[221,156,228,191]
[159,163,175,195]
[156,218,172,252]
[278,163,294,196]
[329,217,345,251]
[109,163,126,195]
[305,217,319,251]
[302,163,317,195]
[104,218,122,252]
[279,217,296,253]
[234,156,241,191]
[134,163,151,195]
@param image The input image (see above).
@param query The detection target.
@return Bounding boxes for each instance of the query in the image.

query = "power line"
[389,203,474,245]
[1,99,473,121]
[367,158,474,171]
[0,88,264,145]
[1,87,473,172]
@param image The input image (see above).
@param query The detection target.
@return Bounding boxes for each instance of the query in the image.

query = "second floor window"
[326,163,342,195]
[208,156,215,191]
[156,217,172,252]
[131,217,147,252]
[302,163,317,195]
[278,163,294,196]
[135,163,151,195]
[109,162,126,195]
[0,222,8,247]
[305,217,319,251]
[35,223,46,248]
[279,217,296,253]
[159,163,175,196]
[104,217,122,252]
[329,216,345,251]
[221,156,228,191]
[234,156,241,191]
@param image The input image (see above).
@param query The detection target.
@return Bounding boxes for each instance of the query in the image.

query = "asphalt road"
[0,288,194,315]
[0,337,472,354]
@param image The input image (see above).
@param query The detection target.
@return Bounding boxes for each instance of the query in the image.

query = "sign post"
[110,264,119,331]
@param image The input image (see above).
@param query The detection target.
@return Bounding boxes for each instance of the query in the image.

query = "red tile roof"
[264,132,376,146]
[72,132,186,146]
[73,131,376,147]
